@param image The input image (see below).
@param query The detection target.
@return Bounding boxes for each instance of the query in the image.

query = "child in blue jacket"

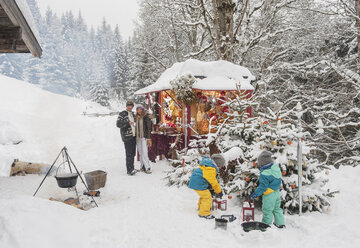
[188,154,225,219]
[251,151,285,228]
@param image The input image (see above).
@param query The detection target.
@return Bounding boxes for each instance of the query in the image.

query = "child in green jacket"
[251,151,285,228]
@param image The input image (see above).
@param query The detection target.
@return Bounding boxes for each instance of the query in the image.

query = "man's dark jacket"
[116,110,135,142]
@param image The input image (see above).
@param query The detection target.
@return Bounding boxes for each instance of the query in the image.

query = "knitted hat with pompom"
[257,150,273,168]
[211,154,226,168]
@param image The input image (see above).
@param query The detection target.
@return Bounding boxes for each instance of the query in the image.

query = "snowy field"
[1,74,360,248]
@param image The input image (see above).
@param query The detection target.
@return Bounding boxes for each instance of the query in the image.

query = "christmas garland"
[170,74,197,105]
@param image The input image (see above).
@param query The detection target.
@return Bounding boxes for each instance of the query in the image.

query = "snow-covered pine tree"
[127,32,161,102]
[0,55,24,79]
[220,93,333,214]
[112,26,131,100]
[90,83,110,107]
[0,1,120,99]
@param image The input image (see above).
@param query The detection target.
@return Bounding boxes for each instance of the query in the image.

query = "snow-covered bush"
[0,121,23,145]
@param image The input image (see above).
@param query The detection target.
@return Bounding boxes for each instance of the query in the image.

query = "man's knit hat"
[257,150,273,168]
[211,154,226,168]
[126,100,134,106]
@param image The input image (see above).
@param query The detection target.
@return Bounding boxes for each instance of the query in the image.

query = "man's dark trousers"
[124,137,136,174]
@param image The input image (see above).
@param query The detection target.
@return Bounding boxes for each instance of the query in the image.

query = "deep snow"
[1,74,360,248]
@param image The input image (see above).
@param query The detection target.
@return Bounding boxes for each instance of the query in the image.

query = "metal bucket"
[215,218,228,230]
[55,173,78,188]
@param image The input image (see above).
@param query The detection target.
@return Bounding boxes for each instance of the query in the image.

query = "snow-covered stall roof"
[135,59,255,95]
[0,0,42,57]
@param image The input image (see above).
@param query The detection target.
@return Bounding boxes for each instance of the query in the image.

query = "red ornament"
[220,91,226,96]
[245,177,250,182]
[197,92,203,97]
[228,195,232,200]
[165,114,172,121]
[218,96,226,105]
[223,106,229,113]
[291,184,296,189]
[264,120,269,124]
[209,113,217,120]
[167,122,176,128]
[282,171,286,176]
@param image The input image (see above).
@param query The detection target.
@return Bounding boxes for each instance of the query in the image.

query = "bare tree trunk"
[211,0,235,61]
[166,0,180,62]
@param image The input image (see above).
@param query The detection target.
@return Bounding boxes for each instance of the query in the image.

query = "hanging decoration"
[170,74,197,105]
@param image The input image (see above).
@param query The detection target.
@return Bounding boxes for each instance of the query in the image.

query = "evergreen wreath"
[170,74,197,105]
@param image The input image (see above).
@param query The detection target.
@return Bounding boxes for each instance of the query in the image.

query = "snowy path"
[1,75,360,248]
[1,138,360,248]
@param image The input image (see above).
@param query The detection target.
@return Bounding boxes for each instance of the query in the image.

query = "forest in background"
[0,0,132,107]
[0,0,359,168]
[131,0,360,169]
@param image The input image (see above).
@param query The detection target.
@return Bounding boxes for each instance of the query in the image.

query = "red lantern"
[212,198,227,211]
[242,201,255,222]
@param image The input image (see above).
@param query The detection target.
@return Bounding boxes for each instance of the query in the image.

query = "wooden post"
[246,90,253,117]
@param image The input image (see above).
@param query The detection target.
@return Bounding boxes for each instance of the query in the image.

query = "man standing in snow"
[117,101,137,175]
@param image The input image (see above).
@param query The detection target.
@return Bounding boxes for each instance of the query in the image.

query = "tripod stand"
[33,147,98,207]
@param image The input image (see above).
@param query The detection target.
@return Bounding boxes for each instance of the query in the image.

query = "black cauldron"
[55,173,78,188]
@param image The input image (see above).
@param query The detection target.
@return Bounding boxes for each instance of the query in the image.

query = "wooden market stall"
[135,59,255,161]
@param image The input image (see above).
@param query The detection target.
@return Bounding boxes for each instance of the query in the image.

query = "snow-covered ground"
[1,74,360,248]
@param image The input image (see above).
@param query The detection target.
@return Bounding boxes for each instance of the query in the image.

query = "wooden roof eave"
[0,0,42,57]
